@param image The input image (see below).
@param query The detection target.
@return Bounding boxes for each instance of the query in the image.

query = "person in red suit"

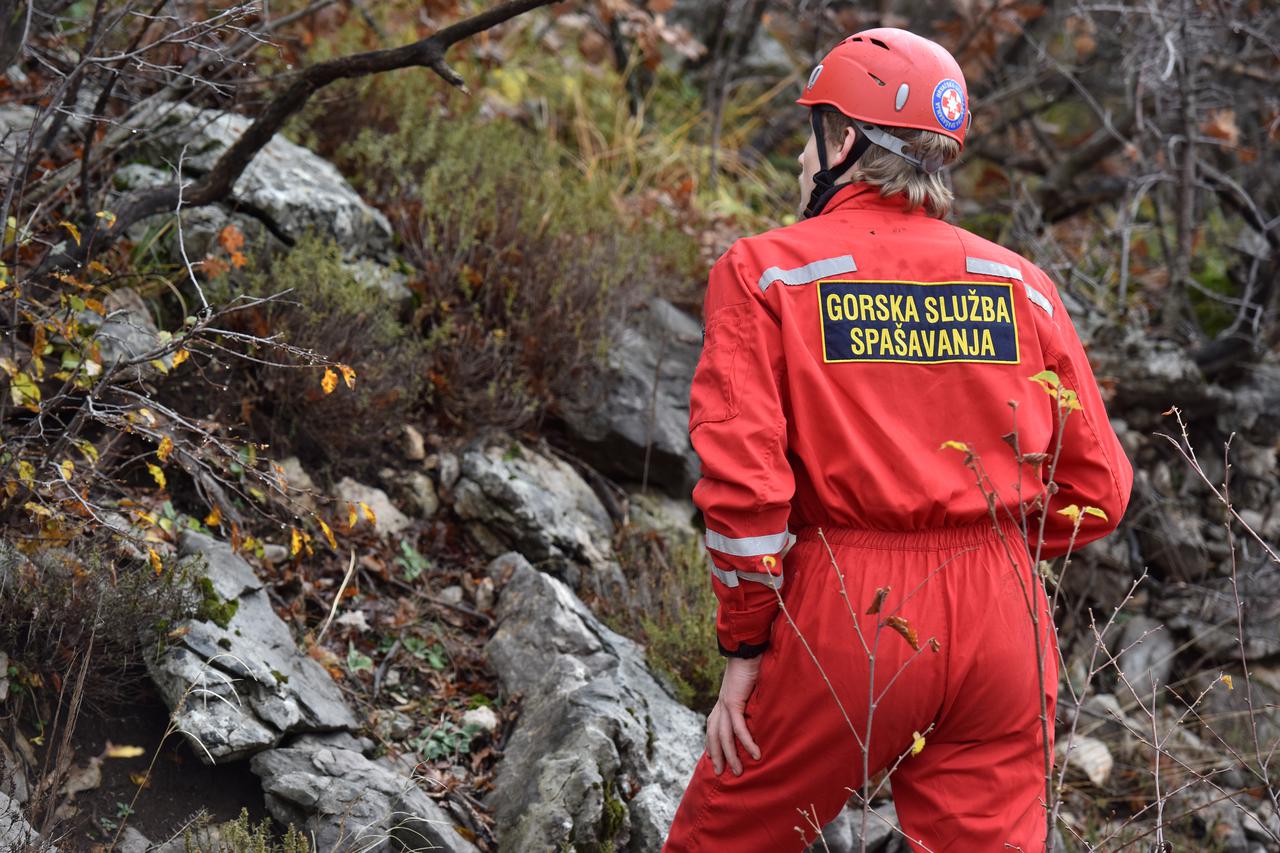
[664,28,1133,852]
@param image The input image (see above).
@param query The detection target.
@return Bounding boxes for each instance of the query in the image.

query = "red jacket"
[689,182,1133,655]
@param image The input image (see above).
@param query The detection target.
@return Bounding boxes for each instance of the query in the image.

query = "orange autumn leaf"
[156,435,174,463]
[338,364,356,389]
[319,517,337,549]
[321,368,338,395]
[884,615,920,651]
[218,223,245,253]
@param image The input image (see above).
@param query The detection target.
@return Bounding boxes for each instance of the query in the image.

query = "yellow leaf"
[16,459,34,487]
[59,220,81,246]
[58,459,74,480]
[104,744,145,759]
[319,517,336,549]
[205,505,222,527]
[321,368,338,395]
[95,210,117,228]
[10,372,40,408]
[73,439,99,465]
[348,502,358,529]
[1083,506,1109,522]
[939,440,970,453]
[359,501,376,527]
[146,463,166,489]
[149,548,163,575]
[1222,674,1234,691]
[24,501,52,517]
[1029,370,1061,393]
[171,347,189,368]
[1057,505,1081,522]
[911,731,926,756]
[0,357,16,377]
[1059,388,1083,412]
[87,260,110,275]
[290,528,303,558]
[338,364,356,389]
[156,435,174,463]
[129,771,150,788]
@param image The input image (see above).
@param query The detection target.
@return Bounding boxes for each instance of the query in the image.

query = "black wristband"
[719,639,769,659]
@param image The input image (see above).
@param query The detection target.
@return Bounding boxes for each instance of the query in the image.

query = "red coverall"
[665,182,1133,851]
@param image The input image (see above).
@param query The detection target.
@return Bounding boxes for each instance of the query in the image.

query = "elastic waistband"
[794,518,1023,552]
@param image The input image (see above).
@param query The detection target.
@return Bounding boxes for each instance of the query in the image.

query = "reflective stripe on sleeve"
[966,256,1055,317]
[757,255,857,293]
[965,256,1023,281]
[710,563,784,590]
[705,528,792,557]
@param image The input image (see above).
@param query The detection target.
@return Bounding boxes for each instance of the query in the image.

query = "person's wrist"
[719,638,768,658]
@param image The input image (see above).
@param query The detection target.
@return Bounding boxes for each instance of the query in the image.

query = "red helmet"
[797,28,970,149]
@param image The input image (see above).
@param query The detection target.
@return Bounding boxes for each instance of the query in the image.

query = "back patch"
[819,280,1019,365]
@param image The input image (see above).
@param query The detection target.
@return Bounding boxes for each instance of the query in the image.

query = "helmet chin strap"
[803,108,873,219]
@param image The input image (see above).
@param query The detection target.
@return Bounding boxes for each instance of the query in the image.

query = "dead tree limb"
[36,0,562,278]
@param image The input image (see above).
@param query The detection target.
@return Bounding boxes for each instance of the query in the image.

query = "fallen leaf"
[104,743,145,759]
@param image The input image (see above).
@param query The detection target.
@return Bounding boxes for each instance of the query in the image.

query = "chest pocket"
[689,302,751,429]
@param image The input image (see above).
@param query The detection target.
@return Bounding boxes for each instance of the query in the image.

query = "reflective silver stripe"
[966,256,1055,317]
[705,528,791,557]
[757,255,857,293]
[709,564,784,591]
[965,256,1023,281]
[1022,283,1055,317]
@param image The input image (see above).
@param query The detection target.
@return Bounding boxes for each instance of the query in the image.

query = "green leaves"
[1029,370,1083,412]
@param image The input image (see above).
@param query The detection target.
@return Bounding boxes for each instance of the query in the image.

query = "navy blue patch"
[818,280,1020,365]
[932,78,966,132]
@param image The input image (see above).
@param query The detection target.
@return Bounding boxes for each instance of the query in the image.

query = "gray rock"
[461,706,499,735]
[437,451,461,491]
[484,553,702,852]
[335,477,411,537]
[453,439,623,596]
[807,801,902,853]
[279,456,319,512]
[135,102,392,257]
[116,826,152,853]
[345,257,412,305]
[1115,616,1176,694]
[401,424,428,463]
[1155,564,1280,661]
[0,790,54,852]
[81,287,173,377]
[406,472,440,519]
[147,532,357,763]
[559,298,702,495]
[251,736,479,853]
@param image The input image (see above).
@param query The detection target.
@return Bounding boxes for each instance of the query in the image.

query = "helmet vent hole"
[867,72,886,86]
[869,37,889,50]
[850,36,863,42]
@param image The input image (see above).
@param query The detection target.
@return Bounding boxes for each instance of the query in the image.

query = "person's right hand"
[706,655,762,776]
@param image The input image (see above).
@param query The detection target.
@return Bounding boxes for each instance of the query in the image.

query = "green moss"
[194,576,238,629]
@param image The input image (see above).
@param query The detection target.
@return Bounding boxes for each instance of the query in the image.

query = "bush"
[189,233,426,475]
[608,521,723,714]
[0,537,196,707]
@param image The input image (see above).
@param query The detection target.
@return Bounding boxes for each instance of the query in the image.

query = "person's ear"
[836,125,858,162]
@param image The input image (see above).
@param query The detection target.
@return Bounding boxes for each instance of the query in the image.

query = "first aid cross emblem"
[932,79,965,132]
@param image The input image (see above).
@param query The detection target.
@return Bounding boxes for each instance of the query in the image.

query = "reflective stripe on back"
[758,255,857,293]
[966,256,1054,317]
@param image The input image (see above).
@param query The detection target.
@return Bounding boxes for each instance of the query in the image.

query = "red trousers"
[664,522,1058,852]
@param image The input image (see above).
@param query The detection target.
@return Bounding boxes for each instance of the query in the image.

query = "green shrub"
[336,104,697,430]
[607,523,724,714]
[190,233,426,473]
[0,537,196,707]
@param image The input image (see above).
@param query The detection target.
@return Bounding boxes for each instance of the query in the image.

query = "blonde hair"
[823,116,960,218]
